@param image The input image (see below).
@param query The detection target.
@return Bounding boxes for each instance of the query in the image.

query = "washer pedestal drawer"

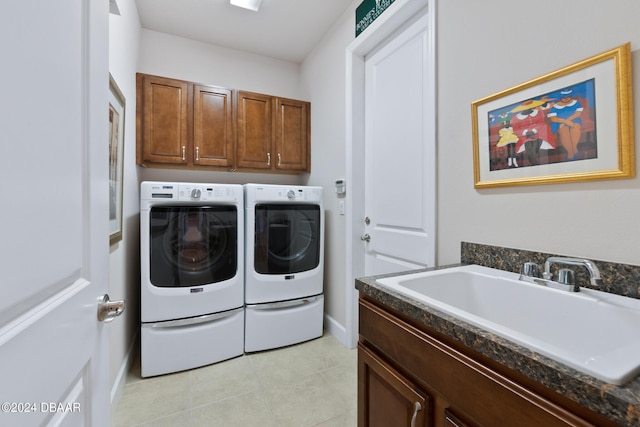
[244,295,324,352]
[141,307,244,377]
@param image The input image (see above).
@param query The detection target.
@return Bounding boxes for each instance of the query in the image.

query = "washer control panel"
[140,181,242,207]
[177,184,239,201]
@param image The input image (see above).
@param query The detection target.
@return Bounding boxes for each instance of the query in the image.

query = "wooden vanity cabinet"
[237,91,310,172]
[359,343,432,427]
[137,74,234,168]
[358,296,619,427]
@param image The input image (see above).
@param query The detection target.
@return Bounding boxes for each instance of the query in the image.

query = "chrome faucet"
[519,257,602,292]
[543,257,603,288]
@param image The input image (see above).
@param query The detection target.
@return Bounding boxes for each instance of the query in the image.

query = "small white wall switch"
[338,200,345,215]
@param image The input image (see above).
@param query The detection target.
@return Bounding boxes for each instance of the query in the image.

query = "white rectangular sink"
[376,264,640,385]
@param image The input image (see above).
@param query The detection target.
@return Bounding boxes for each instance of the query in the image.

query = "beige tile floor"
[112,333,357,427]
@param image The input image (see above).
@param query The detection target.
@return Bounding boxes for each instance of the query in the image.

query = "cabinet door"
[236,91,274,169]
[275,97,310,172]
[359,344,431,427]
[193,85,234,167]
[139,75,189,165]
[444,409,474,427]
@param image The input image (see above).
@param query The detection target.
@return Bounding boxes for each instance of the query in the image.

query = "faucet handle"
[522,262,540,278]
[557,268,579,291]
[558,268,575,285]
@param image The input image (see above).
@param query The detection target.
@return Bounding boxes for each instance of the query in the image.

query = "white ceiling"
[135,0,354,63]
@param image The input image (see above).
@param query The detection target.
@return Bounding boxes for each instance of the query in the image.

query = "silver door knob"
[98,294,125,323]
[360,233,371,242]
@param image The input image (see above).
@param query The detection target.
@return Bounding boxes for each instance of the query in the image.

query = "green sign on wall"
[355,0,396,37]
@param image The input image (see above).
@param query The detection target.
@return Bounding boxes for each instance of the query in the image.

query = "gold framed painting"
[109,74,126,245]
[472,43,634,189]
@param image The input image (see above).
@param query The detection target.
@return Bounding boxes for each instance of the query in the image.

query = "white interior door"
[0,1,111,426]
[363,14,435,276]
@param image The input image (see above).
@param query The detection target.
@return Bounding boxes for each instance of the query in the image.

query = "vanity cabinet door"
[359,343,431,427]
[444,409,474,427]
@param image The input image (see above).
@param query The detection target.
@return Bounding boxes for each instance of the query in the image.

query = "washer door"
[149,206,237,287]
[254,204,321,274]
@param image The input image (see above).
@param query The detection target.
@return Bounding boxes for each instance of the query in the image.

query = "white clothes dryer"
[140,181,244,377]
[244,184,324,352]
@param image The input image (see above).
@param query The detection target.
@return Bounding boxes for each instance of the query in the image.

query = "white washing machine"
[140,181,244,377]
[244,184,324,352]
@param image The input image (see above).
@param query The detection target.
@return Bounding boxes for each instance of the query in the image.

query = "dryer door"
[150,206,238,287]
[254,204,321,274]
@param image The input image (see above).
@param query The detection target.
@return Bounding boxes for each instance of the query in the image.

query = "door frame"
[345,0,436,348]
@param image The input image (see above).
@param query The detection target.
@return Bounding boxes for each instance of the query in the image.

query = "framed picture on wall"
[109,74,126,245]
[472,43,634,188]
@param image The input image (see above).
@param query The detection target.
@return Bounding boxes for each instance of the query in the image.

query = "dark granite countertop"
[356,252,640,426]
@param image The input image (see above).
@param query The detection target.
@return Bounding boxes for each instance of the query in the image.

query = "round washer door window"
[149,206,238,287]
[163,211,228,271]
[254,204,320,274]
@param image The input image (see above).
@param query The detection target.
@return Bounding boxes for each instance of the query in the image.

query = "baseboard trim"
[110,331,139,409]
[324,313,354,349]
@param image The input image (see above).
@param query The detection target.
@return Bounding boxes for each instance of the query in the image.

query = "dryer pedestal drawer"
[141,307,244,377]
[244,295,324,352]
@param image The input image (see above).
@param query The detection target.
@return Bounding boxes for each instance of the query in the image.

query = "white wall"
[300,0,640,333]
[138,29,305,100]
[108,0,141,399]
[436,0,640,266]
[301,1,360,329]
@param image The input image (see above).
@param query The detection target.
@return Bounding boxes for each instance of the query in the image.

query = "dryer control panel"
[246,184,323,203]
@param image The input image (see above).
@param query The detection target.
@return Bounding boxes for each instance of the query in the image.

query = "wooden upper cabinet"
[193,85,234,167]
[237,91,311,173]
[137,73,310,173]
[275,97,310,172]
[236,91,274,170]
[138,74,189,165]
[137,74,234,168]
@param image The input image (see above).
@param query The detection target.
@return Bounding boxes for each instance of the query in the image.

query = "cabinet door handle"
[181,146,186,161]
[410,401,422,427]
[267,152,271,167]
[277,153,281,167]
[195,146,200,161]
